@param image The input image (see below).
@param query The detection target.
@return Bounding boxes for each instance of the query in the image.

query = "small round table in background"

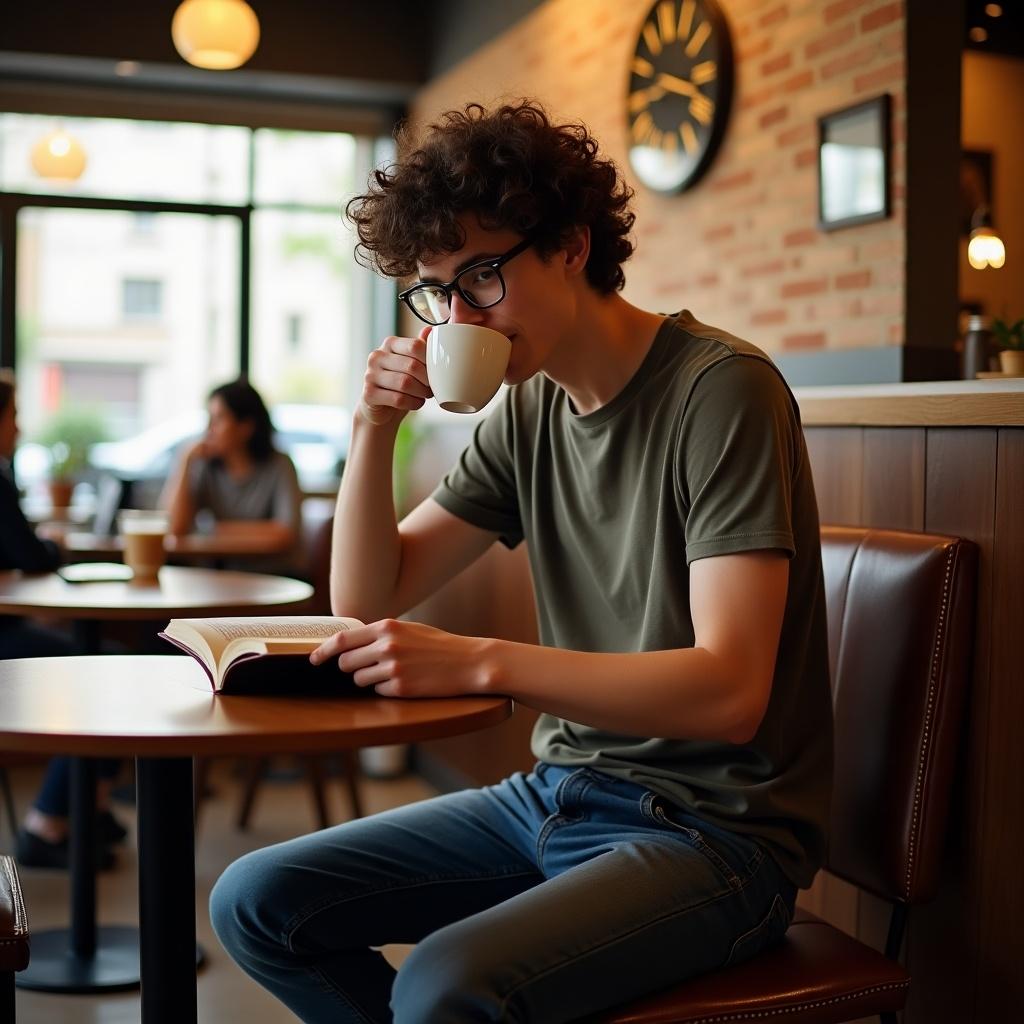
[0,567,314,995]
[0,656,512,1024]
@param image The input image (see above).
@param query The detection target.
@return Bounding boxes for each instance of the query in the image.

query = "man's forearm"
[478,640,765,745]
[330,411,404,620]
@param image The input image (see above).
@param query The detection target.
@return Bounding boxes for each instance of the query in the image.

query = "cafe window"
[122,278,164,320]
[2,112,387,500]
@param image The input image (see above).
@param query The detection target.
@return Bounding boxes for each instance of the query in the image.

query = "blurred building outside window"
[1,112,383,506]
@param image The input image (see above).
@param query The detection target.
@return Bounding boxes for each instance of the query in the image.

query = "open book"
[159,615,366,694]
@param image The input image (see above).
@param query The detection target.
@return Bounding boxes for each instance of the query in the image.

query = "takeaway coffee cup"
[118,510,168,583]
[426,323,512,414]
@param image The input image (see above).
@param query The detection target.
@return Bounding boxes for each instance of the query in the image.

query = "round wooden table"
[0,656,512,1024]
[0,567,314,995]
[62,530,297,564]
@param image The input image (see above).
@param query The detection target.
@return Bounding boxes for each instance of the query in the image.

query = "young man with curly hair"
[211,100,832,1024]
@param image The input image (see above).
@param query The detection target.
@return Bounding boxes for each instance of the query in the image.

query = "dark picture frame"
[960,148,993,236]
[817,94,891,231]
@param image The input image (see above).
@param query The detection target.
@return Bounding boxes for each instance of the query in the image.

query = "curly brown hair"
[346,100,636,294]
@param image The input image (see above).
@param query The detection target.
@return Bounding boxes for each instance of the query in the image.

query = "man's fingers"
[309,625,374,665]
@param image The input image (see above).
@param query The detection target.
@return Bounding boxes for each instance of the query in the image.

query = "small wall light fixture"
[967,205,1006,270]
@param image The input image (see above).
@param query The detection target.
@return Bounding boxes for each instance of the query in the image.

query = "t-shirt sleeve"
[270,454,302,532]
[678,355,799,564]
[431,393,524,548]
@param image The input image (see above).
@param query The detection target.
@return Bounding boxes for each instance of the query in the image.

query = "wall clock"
[627,0,735,193]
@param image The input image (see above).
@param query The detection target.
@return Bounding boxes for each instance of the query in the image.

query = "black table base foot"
[15,926,141,993]
[15,927,206,994]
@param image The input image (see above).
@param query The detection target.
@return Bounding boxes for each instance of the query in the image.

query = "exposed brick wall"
[411,0,906,357]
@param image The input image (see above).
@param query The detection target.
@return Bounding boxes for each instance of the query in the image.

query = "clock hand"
[628,81,668,112]
[656,72,699,98]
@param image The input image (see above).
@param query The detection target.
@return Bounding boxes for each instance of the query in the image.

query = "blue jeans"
[210,764,796,1023]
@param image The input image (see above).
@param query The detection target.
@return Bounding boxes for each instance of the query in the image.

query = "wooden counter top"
[793,378,1024,427]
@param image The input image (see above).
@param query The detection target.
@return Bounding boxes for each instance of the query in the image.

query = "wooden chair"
[586,526,977,1024]
[1,854,30,1021]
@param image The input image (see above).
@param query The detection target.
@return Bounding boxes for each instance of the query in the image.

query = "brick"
[781,69,814,93]
[782,332,827,349]
[760,105,789,129]
[806,23,855,59]
[784,228,818,247]
[711,170,755,191]
[861,291,902,316]
[741,258,787,277]
[880,28,904,54]
[860,238,900,262]
[759,4,788,28]
[854,59,904,92]
[805,296,863,320]
[821,45,876,80]
[777,122,815,148]
[862,2,901,32]
[762,53,793,76]
[737,36,773,61]
[653,278,689,297]
[697,273,721,288]
[703,225,736,242]
[794,147,818,168]
[781,277,828,298]
[834,320,882,347]
[836,269,872,289]
[824,0,871,24]
[752,308,789,325]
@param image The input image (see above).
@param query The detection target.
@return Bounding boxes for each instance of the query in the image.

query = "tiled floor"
[5,757,435,1023]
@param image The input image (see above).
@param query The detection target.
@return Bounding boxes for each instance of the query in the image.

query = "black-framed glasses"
[398,236,533,326]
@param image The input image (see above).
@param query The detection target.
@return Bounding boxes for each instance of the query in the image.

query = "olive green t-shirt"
[432,311,833,889]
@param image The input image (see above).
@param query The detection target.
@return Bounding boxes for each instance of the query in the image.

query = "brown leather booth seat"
[587,526,977,1024]
[1,853,29,1019]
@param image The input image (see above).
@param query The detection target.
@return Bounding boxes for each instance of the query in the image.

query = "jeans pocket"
[724,892,793,968]
[648,802,747,890]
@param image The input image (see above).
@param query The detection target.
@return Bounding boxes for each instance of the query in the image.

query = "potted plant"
[35,405,108,511]
[993,318,1024,376]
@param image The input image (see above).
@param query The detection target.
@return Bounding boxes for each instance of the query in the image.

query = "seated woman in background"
[161,378,302,574]
[0,369,125,870]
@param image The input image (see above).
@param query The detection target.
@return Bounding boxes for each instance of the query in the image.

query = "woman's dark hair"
[208,379,275,462]
[346,99,635,294]
[0,369,14,419]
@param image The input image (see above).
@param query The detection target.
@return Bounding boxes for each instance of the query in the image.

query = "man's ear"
[562,226,590,278]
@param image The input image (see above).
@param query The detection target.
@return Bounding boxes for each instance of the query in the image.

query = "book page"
[165,616,363,674]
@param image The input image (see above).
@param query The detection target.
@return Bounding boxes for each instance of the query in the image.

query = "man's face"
[415,217,581,386]
[0,397,18,461]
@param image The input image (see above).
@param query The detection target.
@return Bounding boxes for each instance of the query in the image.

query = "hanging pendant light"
[967,205,1006,270]
[30,128,87,181]
[171,0,260,71]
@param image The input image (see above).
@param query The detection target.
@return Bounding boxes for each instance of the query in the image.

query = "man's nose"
[448,292,486,325]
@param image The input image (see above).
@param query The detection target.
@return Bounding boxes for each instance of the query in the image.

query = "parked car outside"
[9,399,350,512]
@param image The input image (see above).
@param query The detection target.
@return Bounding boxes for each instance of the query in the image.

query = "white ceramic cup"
[118,509,169,582]
[426,323,512,414]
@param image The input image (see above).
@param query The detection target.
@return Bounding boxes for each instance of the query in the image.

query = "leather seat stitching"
[903,542,956,901]
[677,978,910,1022]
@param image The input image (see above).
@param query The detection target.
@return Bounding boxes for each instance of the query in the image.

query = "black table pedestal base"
[15,927,206,994]
[15,925,141,993]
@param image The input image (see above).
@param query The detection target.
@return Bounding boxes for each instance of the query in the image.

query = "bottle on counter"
[962,315,995,379]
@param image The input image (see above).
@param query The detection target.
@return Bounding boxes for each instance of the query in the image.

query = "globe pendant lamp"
[31,129,87,181]
[172,0,260,70]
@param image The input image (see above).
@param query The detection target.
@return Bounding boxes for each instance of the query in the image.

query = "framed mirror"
[817,94,891,231]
